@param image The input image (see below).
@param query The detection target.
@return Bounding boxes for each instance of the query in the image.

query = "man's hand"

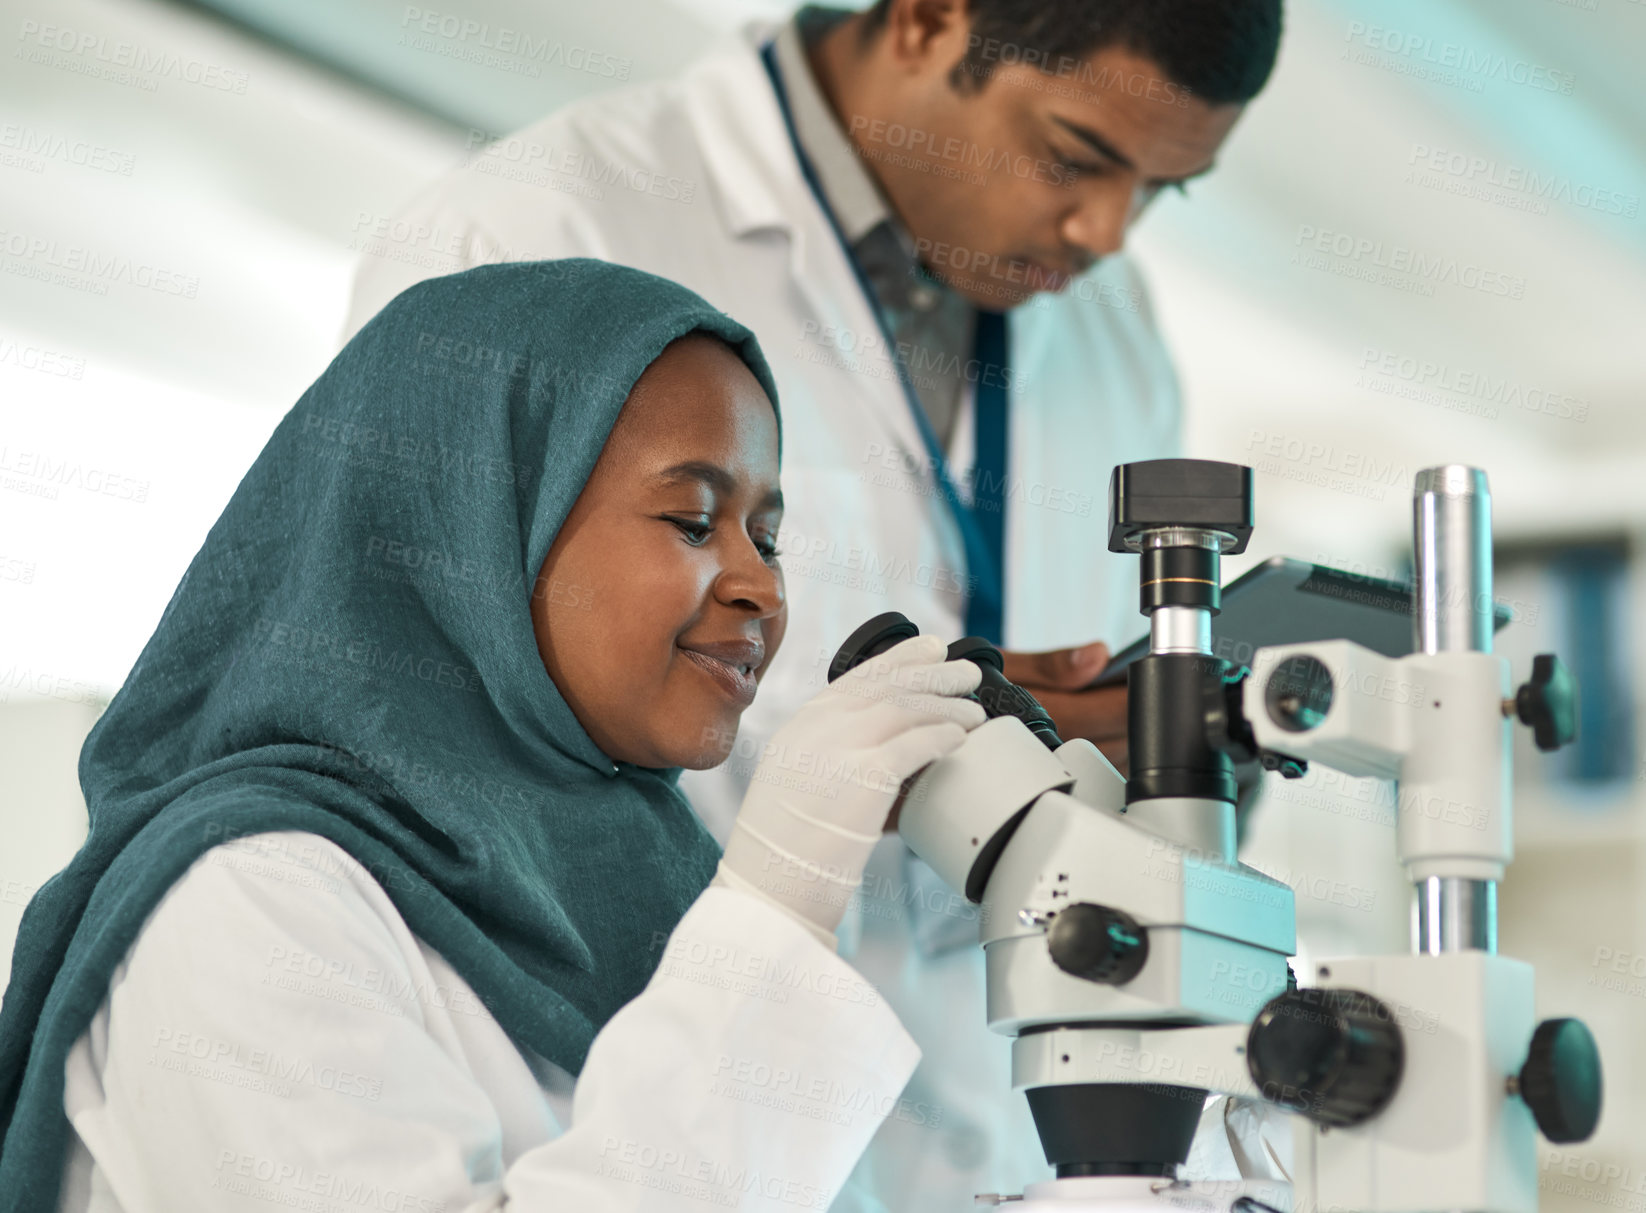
[1000,642,1129,773]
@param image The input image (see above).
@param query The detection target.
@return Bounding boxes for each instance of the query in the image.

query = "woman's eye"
[666,517,712,545]
[756,540,780,565]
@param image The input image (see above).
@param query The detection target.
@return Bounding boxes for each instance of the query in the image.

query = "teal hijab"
[0,259,781,1210]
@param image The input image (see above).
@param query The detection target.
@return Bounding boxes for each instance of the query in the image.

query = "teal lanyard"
[759,40,1008,643]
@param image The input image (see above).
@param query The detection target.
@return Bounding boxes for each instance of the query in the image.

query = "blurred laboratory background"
[2,0,1642,1205]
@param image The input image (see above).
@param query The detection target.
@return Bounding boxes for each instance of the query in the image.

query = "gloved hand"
[711,635,986,949]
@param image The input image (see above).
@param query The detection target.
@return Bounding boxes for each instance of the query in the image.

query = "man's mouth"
[1018,257,1086,291]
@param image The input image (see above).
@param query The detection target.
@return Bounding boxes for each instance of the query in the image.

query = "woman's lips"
[678,646,759,708]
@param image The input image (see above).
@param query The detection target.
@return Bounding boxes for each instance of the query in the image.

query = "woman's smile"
[677,636,764,708]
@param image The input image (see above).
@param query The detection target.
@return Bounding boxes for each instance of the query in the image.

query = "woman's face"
[530,334,786,769]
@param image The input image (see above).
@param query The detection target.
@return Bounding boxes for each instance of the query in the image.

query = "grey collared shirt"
[773,7,978,455]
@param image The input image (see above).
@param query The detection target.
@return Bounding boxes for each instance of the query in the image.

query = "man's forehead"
[998,43,1244,175]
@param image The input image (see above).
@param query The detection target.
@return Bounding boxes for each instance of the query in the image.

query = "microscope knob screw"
[1259,752,1308,780]
[1246,988,1404,1128]
[1513,654,1578,752]
[1517,1018,1603,1143]
[1045,902,1148,985]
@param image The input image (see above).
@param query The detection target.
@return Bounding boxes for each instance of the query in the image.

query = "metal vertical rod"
[1414,875,1498,954]
[1412,465,1493,655]
[1410,466,1499,953]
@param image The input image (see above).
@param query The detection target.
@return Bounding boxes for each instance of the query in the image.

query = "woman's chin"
[657,706,745,770]
[668,742,737,771]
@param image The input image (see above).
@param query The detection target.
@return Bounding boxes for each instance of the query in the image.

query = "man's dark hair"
[861,0,1283,105]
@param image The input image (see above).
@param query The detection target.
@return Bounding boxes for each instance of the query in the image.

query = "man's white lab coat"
[343,25,1181,1209]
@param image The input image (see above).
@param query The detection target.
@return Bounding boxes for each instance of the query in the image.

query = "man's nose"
[1060,183,1133,260]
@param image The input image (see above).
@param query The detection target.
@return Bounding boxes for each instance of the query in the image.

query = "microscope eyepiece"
[946,635,1063,751]
[827,615,1063,750]
[826,611,920,683]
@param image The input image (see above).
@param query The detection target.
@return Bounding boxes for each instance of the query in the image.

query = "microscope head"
[1109,460,1255,810]
[826,462,1298,1183]
[1108,459,1253,557]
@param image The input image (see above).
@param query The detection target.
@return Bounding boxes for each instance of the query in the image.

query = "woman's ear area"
[526,505,589,712]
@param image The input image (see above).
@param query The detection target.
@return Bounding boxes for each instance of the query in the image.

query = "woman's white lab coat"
[58,831,918,1211]
[343,24,1181,1207]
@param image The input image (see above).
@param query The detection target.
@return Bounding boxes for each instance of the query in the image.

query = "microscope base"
[1293,951,1538,1213]
[998,1175,1291,1212]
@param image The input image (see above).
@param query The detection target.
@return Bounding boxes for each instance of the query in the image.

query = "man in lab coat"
[346,0,1283,1206]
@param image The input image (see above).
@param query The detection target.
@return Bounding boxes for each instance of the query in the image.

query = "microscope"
[828,460,1601,1212]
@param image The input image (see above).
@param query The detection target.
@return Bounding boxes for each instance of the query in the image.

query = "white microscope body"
[834,461,1598,1213]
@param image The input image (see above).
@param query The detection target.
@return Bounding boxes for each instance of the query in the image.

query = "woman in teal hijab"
[0,259,984,1211]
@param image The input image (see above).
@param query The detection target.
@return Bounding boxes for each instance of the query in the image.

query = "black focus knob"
[1046,903,1148,985]
[1514,654,1578,752]
[1246,988,1404,1128]
[1518,1018,1603,1143]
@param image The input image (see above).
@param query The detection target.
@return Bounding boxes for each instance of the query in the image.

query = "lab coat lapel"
[680,31,940,487]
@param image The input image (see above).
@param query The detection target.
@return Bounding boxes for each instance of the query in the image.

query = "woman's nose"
[717,540,785,617]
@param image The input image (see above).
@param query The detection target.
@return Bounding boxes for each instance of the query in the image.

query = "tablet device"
[1088,556,1515,688]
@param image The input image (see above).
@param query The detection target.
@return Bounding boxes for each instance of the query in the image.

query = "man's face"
[862,38,1245,308]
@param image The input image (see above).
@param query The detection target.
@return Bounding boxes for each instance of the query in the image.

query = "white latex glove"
[711,634,986,949]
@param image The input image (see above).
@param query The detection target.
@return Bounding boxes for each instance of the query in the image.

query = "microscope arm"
[1238,641,1411,781]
